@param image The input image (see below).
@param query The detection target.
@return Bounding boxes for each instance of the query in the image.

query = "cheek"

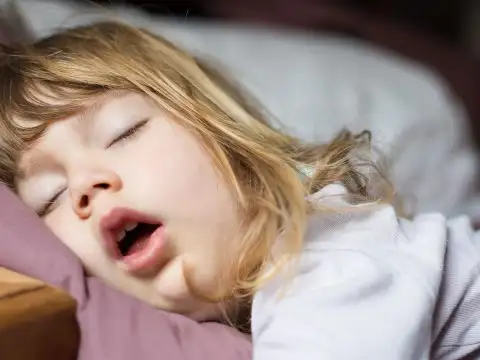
[45,211,103,265]
[126,129,237,222]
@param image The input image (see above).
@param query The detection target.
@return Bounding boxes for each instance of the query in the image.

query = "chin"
[142,290,221,321]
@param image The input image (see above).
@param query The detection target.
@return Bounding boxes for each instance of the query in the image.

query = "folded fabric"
[0,184,252,360]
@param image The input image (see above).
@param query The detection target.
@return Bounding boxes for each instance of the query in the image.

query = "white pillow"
[12,0,479,216]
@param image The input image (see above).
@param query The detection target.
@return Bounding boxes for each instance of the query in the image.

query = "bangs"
[0,63,108,144]
[0,21,159,145]
[0,51,111,189]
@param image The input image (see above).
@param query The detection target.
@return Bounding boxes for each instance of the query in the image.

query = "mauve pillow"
[0,184,252,360]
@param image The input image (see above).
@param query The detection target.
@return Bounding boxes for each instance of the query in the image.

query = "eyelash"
[108,119,149,148]
[39,119,149,217]
[38,190,64,217]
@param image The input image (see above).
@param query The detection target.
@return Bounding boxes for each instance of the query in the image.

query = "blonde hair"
[0,22,392,305]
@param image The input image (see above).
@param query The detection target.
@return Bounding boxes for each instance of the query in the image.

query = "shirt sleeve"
[252,199,448,360]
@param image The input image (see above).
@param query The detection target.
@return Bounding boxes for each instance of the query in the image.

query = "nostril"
[79,195,89,208]
[95,183,110,190]
[78,182,111,210]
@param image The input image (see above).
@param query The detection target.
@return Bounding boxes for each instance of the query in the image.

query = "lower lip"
[119,226,167,275]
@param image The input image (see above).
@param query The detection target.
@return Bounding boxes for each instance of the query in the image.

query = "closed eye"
[107,119,149,148]
[38,188,65,217]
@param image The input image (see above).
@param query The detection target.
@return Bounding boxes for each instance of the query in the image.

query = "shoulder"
[305,186,480,359]
[252,185,480,359]
[252,185,451,359]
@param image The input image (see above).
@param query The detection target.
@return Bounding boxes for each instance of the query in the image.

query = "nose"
[70,167,122,219]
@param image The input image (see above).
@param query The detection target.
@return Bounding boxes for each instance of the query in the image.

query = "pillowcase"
[0,184,252,360]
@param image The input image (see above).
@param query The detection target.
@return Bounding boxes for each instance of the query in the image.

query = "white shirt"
[252,184,480,359]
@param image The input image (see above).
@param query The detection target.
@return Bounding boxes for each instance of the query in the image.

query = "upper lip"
[99,207,161,260]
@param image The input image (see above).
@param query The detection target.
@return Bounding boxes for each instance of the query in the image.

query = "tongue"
[126,235,150,256]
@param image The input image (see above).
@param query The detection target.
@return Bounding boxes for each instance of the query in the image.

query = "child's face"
[16,92,240,320]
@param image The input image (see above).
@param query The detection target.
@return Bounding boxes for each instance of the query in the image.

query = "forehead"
[16,91,153,178]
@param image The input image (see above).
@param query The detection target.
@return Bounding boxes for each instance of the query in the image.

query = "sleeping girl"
[0,21,479,359]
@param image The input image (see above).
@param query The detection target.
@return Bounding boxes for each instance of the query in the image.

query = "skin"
[16,91,241,321]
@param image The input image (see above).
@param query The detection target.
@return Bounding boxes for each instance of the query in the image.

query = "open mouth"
[100,208,167,275]
[116,222,159,257]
